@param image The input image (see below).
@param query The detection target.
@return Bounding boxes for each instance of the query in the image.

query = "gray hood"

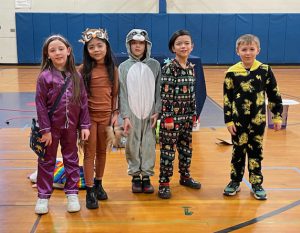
[125,29,152,61]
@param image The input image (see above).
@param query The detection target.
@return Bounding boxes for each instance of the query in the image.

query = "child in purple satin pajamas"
[35,34,90,214]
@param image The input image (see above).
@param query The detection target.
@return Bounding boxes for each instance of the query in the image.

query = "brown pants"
[83,112,111,187]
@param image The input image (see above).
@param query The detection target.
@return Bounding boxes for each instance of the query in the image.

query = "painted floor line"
[214,199,300,233]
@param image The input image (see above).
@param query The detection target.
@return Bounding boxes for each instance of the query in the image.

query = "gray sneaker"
[252,184,267,200]
[223,181,241,196]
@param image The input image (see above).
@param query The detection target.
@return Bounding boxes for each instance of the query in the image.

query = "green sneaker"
[252,184,267,200]
[223,181,241,196]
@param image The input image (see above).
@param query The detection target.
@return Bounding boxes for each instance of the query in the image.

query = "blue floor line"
[263,166,300,173]
[265,188,300,191]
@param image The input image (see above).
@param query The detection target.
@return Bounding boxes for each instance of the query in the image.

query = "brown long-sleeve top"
[79,63,119,114]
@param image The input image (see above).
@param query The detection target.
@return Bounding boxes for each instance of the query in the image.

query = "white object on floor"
[216,138,233,145]
[267,99,299,129]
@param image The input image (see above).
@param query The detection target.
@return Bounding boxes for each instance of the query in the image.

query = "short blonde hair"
[236,34,260,50]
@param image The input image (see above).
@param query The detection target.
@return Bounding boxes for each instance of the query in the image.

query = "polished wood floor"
[0,65,300,233]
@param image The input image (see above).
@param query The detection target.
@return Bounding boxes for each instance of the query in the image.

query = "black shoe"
[179,176,201,189]
[158,183,171,199]
[132,175,142,193]
[142,176,154,194]
[86,186,99,209]
[94,179,108,200]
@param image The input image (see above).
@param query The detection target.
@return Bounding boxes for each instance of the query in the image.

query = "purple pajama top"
[35,68,90,134]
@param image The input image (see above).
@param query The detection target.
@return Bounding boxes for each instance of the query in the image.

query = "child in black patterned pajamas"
[223,34,283,200]
[158,30,201,199]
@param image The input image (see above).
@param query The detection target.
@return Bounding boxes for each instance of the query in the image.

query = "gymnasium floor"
[0,66,300,233]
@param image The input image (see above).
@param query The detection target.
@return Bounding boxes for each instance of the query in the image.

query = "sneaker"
[142,176,154,194]
[67,194,81,213]
[86,187,98,209]
[35,198,49,215]
[158,183,171,199]
[94,179,108,200]
[132,176,143,193]
[223,181,241,196]
[252,184,267,200]
[179,176,201,189]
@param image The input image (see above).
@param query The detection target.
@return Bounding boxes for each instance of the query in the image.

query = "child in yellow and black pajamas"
[223,34,283,200]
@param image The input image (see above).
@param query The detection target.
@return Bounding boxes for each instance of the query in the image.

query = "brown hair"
[236,34,261,50]
[41,35,81,104]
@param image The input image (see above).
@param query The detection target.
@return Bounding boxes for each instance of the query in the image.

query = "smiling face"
[237,42,260,69]
[47,39,71,71]
[87,38,107,63]
[172,35,193,61]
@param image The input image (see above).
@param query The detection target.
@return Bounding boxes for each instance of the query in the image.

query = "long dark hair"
[81,38,116,96]
[41,34,81,104]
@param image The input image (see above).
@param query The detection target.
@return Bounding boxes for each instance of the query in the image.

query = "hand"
[193,120,198,128]
[165,122,174,130]
[273,122,282,131]
[111,112,119,127]
[227,124,236,136]
[41,132,52,146]
[81,129,90,141]
[192,115,198,127]
[123,118,132,136]
[150,113,159,128]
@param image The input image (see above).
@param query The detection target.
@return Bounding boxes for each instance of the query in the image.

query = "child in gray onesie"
[119,29,161,194]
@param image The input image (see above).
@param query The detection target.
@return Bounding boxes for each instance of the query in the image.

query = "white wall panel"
[0,2,18,63]
[16,0,158,13]
[167,0,300,13]
[0,38,17,63]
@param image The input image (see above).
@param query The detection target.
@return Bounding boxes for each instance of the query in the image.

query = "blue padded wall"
[134,14,152,36]
[151,14,169,55]
[268,14,287,63]
[102,14,119,55]
[83,14,102,29]
[168,14,186,39]
[218,14,236,64]
[252,15,270,62]
[201,14,219,64]
[186,14,202,58]
[16,13,35,63]
[50,14,68,36]
[16,13,300,64]
[67,14,85,63]
[285,14,300,63]
[118,14,135,53]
